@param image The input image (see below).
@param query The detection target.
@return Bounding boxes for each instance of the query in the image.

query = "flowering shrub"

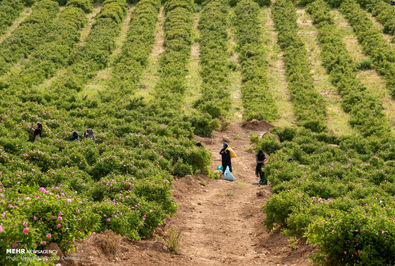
[254,127,394,264]
[0,0,210,264]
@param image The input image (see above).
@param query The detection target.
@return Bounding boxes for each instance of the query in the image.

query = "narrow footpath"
[68,122,313,266]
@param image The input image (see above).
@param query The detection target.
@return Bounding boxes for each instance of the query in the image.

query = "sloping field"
[0,0,393,265]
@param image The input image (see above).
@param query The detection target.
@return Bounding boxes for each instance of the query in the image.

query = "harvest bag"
[224,166,236,181]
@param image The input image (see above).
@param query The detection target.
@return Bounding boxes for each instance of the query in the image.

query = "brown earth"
[64,122,314,265]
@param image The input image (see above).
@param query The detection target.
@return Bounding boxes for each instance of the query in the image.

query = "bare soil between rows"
[65,122,314,265]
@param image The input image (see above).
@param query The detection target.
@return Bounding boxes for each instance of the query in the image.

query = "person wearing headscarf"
[219,142,232,173]
[33,122,42,142]
[256,149,267,185]
[84,128,95,141]
[69,131,79,141]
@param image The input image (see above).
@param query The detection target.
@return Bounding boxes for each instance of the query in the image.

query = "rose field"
[0,0,394,265]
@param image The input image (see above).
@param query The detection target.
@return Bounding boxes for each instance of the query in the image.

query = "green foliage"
[46,0,128,95]
[356,59,373,70]
[66,0,93,13]
[152,0,194,110]
[0,0,59,76]
[229,0,271,7]
[3,1,89,91]
[357,0,395,36]
[0,0,211,262]
[194,0,232,127]
[340,0,395,98]
[253,128,395,265]
[190,111,220,137]
[234,0,279,121]
[188,146,211,174]
[0,0,25,37]
[272,0,327,132]
[111,0,161,92]
[306,0,392,137]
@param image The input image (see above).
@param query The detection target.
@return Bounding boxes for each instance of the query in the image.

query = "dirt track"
[68,122,313,265]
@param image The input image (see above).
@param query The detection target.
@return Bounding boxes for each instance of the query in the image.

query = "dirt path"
[68,122,313,265]
[169,122,313,265]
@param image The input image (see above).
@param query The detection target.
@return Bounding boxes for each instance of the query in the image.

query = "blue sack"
[224,166,236,181]
[217,165,223,171]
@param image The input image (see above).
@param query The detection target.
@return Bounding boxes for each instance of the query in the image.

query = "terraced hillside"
[0,0,393,265]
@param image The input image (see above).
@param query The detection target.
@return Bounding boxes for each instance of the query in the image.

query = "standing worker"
[256,149,267,185]
[220,142,232,173]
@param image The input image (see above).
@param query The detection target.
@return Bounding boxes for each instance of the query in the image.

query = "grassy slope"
[296,8,354,136]
[264,7,296,128]
[135,7,166,101]
[184,12,202,114]
[83,6,135,96]
[332,9,395,134]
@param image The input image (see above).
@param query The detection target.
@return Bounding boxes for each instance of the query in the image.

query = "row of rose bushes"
[234,0,278,122]
[47,0,128,96]
[305,0,391,138]
[0,0,211,263]
[2,0,91,91]
[0,0,59,76]
[153,0,194,108]
[152,0,216,139]
[357,0,395,38]
[339,0,395,98]
[194,0,232,128]
[110,0,161,92]
[0,0,25,37]
[255,127,394,265]
[272,0,327,132]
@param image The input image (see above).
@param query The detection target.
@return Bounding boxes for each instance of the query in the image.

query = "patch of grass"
[356,59,373,70]
[199,180,207,186]
[94,230,121,256]
[330,9,369,63]
[79,4,102,45]
[164,228,182,253]
[225,191,236,197]
[136,7,166,103]
[264,8,296,128]
[82,5,134,97]
[227,10,243,122]
[183,12,202,115]
[296,8,354,136]
[357,70,395,134]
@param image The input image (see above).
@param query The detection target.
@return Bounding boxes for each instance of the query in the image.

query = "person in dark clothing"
[392,0,395,6]
[69,131,79,141]
[33,122,42,142]
[256,149,267,185]
[83,128,95,141]
[220,142,232,173]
